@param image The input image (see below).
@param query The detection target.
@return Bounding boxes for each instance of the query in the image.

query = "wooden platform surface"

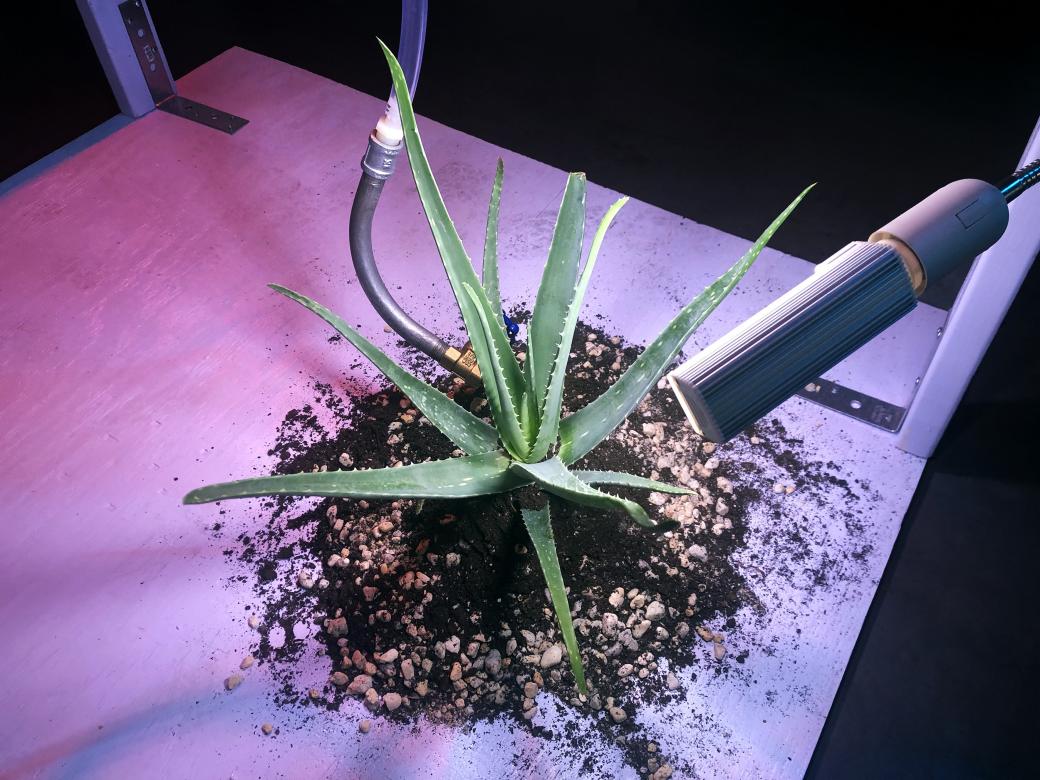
[0,48,946,779]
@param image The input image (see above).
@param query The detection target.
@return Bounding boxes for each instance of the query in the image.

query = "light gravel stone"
[619,629,639,652]
[608,705,628,723]
[359,719,371,734]
[224,674,243,691]
[383,692,403,711]
[485,649,502,675]
[645,601,666,621]
[347,674,372,694]
[686,544,708,562]
[539,645,563,668]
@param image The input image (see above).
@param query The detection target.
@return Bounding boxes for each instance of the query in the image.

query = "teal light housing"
[668,161,1040,443]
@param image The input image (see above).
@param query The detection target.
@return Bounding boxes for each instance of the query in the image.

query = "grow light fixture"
[669,160,1040,442]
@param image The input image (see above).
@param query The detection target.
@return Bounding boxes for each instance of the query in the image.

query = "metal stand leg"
[76,0,247,134]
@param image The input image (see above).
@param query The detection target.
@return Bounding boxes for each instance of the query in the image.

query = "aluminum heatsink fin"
[668,242,918,442]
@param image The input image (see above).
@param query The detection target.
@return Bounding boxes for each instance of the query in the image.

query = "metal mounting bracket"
[797,378,907,433]
[119,0,247,134]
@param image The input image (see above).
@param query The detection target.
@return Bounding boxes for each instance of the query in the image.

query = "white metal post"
[897,115,1040,457]
[75,0,173,118]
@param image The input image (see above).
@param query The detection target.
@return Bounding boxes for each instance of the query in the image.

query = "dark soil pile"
[220,318,866,778]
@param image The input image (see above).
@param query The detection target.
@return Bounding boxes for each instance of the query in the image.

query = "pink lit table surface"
[0,48,946,779]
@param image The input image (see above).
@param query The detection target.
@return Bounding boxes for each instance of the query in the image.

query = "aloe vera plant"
[184,41,812,695]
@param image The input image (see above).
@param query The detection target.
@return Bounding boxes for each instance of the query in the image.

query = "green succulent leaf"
[183,450,523,505]
[558,184,814,464]
[509,456,666,530]
[482,158,504,313]
[528,173,586,410]
[519,390,536,444]
[269,284,500,455]
[462,283,529,459]
[378,41,525,420]
[528,197,628,462]
[522,502,587,695]
[572,470,694,494]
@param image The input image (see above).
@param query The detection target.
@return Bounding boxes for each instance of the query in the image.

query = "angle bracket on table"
[798,378,907,433]
[119,0,248,134]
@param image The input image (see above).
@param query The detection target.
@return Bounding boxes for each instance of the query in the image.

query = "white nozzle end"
[374,98,404,147]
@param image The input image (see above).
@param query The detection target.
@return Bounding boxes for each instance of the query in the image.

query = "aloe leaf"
[528,198,628,462]
[528,173,586,408]
[572,470,694,494]
[522,502,588,695]
[462,283,529,460]
[519,390,536,444]
[509,456,666,530]
[482,159,504,312]
[559,185,814,464]
[378,42,524,405]
[269,284,499,455]
[184,451,524,505]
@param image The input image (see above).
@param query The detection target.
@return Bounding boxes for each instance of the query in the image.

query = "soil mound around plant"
[220,319,868,777]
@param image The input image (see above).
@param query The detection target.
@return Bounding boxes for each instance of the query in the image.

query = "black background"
[3,3,1038,776]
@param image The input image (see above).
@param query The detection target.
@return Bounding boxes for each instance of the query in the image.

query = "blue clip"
[502,311,520,343]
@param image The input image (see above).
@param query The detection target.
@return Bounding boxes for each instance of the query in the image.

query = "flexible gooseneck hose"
[349,154,447,360]
[350,0,476,377]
